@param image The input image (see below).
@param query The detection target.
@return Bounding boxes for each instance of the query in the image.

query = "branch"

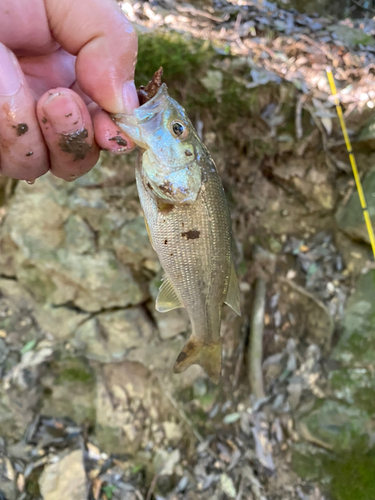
[248,277,266,399]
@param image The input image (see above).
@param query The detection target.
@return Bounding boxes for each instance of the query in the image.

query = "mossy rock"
[299,399,372,452]
[336,169,375,245]
[332,270,375,363]
[41,357,96,424]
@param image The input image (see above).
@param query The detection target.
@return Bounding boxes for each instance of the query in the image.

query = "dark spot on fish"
[164,239,168,245]
[59,128,91,161]
[25,152,33,157]
[65,113,72,117]
[109,136,127,147]
[182,222,185,228]
[176,351,187,363]
[42,117,48,124]
[146,182,153,191]
[73,121,78,125]
[13,123,28,136]
[158,181,173,194]
[170,253,173,256]
[181,229,200,240]
[185,149,193,157]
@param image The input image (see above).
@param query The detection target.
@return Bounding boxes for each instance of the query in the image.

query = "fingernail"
[0,44,22,96]
[122,81,139,114]
[43,92,84,134]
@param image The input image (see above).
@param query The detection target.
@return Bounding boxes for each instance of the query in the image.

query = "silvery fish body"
[114,84,240,382]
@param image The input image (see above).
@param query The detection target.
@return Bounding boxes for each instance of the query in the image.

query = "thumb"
[45,0,138,114]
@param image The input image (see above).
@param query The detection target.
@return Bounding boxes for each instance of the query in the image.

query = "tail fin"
[173,335,222,384]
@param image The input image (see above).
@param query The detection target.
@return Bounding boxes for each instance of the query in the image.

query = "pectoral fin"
[225,262,241,316]
[156,276,184,312]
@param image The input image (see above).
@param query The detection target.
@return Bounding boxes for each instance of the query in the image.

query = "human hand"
[0,0,138,182]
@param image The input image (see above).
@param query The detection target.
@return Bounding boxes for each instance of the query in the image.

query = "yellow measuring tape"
[326,67,375,259]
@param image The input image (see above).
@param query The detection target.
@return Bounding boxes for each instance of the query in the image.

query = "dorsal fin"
[156,276,184,312]
[224,262,241,316]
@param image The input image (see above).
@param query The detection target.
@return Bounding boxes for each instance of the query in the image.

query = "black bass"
[113,72,240,383]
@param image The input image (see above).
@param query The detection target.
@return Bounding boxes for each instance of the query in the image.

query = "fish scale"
[137,157,232,353]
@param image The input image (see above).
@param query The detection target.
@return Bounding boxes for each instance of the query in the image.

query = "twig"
[176,5,228,23]
[233,316,249,388]
[295,94,306,140]
[249,278,266,400]
[146,473,159,500]
[236,475,245,500]
[296,34,336,63]
[304,103,340,172]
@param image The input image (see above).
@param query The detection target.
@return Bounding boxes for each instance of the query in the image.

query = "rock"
[40,357,96,424]
[0,384,40,442]
[95,361,173,454]
[153,448,181,475]
[329,271,375,414]
[333,270,375,361]
[39,449,88,500]
[40,250,144,312]
[153,308,190,340]
[162,421,183,444]
[73,308,155,363]
[297,271,375,453]
[113,216,158,270]
[298,399,371,451]
[0,162,147,311]
[336,168,375,245]
[0,480,17,500]
[34,305,89,342]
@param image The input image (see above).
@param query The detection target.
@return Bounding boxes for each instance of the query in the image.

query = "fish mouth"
[112,85,171,149]
[113,84,169,134]
[134,84,169,121]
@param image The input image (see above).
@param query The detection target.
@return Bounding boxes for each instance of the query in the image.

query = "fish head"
[114,84,205,204]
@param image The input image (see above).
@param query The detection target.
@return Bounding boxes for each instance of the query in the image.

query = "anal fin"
[225,262,241,316]
[156,275,184,312]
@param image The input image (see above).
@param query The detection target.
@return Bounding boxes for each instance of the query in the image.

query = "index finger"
[45,0,139,114]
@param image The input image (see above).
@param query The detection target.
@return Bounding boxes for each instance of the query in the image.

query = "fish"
[113,70,240,383]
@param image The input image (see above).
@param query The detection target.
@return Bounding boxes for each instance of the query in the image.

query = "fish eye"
[171,121,188,139]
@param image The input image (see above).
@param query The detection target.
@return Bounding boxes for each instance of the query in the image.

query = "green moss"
[18,264,56,303]
[136,32,213,88]
[293,443,375,500]
[56,366,94,385]
[292,444,329,481]
[328,448,375,500]
[330,367,375,414]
